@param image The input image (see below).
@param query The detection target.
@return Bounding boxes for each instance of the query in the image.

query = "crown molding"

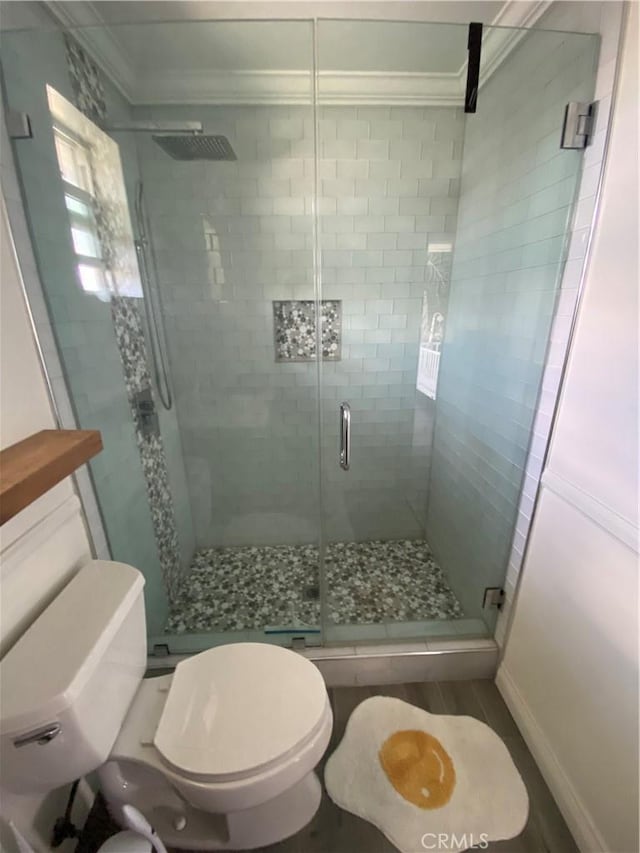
[44,0,553,107]
[319,72,463,106]
[491,0,551,30]
[134,70,464,107]
[476,0,552,86]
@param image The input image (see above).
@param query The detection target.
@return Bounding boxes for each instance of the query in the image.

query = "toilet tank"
[0,560,146,794]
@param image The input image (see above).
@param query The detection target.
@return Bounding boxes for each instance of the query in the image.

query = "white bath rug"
[325,696,529,853]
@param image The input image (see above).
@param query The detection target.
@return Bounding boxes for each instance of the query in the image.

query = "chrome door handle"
[339,402,351,471]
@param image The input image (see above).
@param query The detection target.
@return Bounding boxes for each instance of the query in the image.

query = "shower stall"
[0,8,600,652]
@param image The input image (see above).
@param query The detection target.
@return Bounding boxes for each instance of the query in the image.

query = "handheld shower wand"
[121,805,169,853]
[97,805,169,853]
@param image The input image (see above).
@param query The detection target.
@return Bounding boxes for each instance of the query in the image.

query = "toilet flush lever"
[14,723,61,748]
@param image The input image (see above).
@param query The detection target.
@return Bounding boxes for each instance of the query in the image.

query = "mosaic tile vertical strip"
[273,300,341,362]
[111,296,183,601]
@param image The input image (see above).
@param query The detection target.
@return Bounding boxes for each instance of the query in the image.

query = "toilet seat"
[153,643,328,783]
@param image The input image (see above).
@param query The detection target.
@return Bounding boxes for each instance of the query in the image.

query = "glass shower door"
[124,21,323,649]
[315,19,599,641]
[315,20,470,642]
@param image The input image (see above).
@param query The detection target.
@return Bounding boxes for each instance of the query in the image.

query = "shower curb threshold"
[146,638,498,685]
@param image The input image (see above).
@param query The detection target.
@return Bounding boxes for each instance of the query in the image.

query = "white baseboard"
[496,664,607,853]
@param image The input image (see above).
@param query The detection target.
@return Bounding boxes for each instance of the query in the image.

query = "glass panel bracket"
[464,23,483,114]
[6,109,32,139]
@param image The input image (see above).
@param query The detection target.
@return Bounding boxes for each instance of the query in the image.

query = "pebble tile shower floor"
[166,540,464,634]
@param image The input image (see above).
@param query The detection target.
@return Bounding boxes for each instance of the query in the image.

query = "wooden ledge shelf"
[0,429,102,525]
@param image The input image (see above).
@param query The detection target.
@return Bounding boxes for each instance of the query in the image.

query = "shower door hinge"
[6,109,32,139]
[483,587,505,610]
[560,101,595,149]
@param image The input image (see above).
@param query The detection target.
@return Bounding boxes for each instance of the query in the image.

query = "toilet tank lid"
[0,561,145,736]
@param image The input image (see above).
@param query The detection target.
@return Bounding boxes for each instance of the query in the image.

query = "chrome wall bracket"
[561,101,596,149]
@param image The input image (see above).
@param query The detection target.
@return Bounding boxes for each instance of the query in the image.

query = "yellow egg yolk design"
[379,729,456,809]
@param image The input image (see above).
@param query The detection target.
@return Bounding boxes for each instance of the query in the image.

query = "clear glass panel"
[1,19,320,650]
[426,24,599,632]
[316,19,598,642]
[1,28,168,633]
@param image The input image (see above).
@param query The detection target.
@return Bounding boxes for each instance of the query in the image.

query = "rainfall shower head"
[103,120,235,161]
[152,134,237,161]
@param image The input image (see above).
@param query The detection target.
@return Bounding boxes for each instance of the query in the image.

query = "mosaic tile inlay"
[166,539,463,633]
[273,300,341,361]
[64,34,107,124]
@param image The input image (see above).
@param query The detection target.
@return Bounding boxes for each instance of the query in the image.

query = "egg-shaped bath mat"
[325,696,528,853]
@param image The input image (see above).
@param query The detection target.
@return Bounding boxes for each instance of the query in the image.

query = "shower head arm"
[103,120,203,135]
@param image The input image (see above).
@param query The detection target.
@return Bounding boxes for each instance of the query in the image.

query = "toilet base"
[101,768,323,851]
[222,771,322,851]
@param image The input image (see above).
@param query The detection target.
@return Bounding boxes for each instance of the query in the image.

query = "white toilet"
[0,561,333,850]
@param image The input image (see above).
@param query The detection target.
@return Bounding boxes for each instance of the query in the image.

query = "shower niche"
[273,300,342,362]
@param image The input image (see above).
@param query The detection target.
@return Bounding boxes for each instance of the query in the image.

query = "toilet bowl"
[99,643,333,850]
[0,563,331,851]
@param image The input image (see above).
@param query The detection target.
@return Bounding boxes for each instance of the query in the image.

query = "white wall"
[497,5,639,852]
[0,200,94,850]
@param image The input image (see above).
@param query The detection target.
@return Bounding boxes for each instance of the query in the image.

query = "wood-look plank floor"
[77,681,578,853]
[239,681,578,853]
